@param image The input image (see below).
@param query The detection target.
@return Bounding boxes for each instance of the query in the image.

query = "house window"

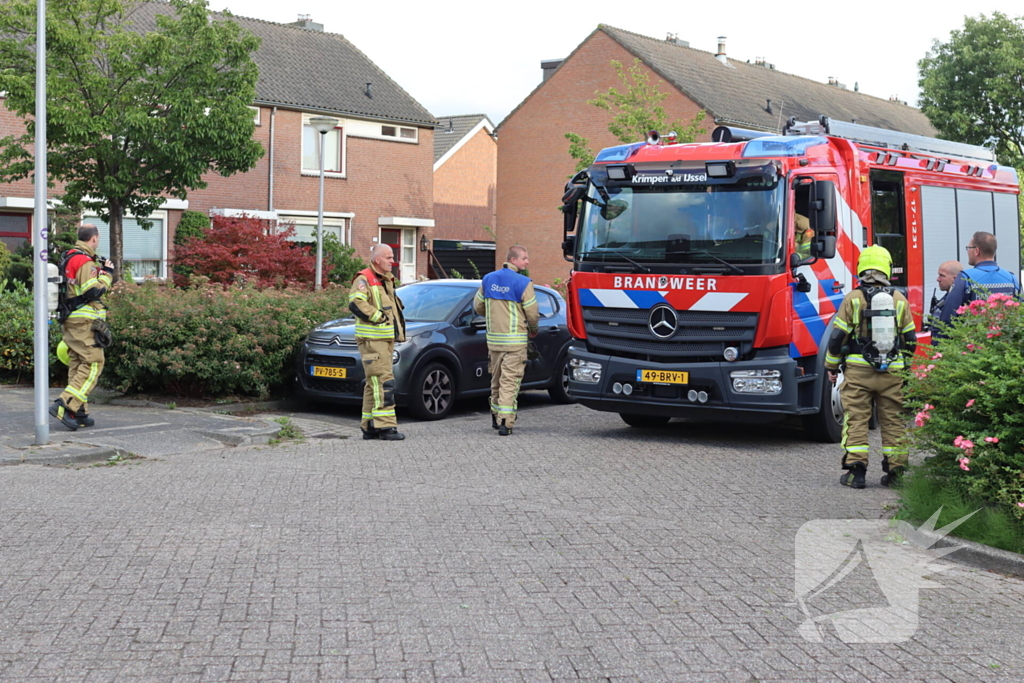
[302,121,344,174]
[0,212,30,252]
[381,125,417,142]
[278,217,346,245]
[249,106,261,125]
[88,214,166,278]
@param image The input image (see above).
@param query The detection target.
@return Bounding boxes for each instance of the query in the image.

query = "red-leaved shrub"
[173,215,327,288]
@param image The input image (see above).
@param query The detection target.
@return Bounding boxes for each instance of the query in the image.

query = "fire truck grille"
[582,307,758,361]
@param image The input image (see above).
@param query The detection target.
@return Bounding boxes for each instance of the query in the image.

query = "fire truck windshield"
[577,178,785,268]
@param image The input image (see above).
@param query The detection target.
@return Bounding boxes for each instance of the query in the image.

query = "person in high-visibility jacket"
[824,245,917,488]
[50,224,114,431]
[348,244,407,440]
[473,245,539,435]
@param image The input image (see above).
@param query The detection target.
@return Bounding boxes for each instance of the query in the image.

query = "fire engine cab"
[560,117,1021,441]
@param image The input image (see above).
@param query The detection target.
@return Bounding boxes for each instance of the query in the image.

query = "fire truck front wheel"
[620,413,671,428]
[802,373,843,443]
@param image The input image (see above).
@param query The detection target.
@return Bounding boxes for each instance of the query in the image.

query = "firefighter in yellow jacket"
[825,245,917,488]
[473,245,539,435]
[50,224,114,431]
[349,244,407,440]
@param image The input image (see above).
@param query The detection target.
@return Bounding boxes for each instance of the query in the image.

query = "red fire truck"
[560,117,1020,441]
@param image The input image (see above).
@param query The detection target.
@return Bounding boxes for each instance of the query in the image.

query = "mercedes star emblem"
[648,304,678,339]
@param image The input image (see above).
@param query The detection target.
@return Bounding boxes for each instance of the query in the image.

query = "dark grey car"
[294,279,574,419]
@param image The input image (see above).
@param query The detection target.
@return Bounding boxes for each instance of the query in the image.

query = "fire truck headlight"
[570,358,602,383]
[730,369,782,394]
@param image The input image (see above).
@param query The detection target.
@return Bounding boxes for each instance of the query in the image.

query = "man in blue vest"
[473,246,539,435]
[939,231,1021,328]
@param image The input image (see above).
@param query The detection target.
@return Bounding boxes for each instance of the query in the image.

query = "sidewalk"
[0,386,287,465]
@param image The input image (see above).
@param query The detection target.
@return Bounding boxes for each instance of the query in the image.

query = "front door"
[380,228,417,283]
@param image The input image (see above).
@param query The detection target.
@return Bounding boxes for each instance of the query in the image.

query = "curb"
[1,445,121,467]
[918,529,1024,580]
[194,399,303,414]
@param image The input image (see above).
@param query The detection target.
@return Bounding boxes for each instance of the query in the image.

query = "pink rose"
[966,399,975,408]
[959,458,970,471]
[984,436,999,444]
[1018,502,1024,509]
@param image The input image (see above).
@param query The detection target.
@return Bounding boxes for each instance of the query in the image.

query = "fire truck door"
[869,170,908,292]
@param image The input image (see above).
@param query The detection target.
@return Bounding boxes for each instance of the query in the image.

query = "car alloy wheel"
[411,362,455,420]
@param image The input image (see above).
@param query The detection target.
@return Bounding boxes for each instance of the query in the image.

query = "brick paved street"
[2,398,1023,682]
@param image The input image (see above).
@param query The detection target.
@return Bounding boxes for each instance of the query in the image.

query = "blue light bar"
[741,136,828,158]
[595,142,645,162]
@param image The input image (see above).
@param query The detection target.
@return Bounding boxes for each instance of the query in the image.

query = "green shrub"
[103,280,351,398]
[174,210,210,246]
[323,233,367,285]
[0,241,12,281]
[903,292,1024,524]
[0,279,62,383]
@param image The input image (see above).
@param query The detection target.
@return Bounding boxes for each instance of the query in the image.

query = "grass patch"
[272,416,302,442]
[894,468,1024,555]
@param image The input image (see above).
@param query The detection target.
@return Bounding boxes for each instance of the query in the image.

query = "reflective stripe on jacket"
[348,267,406,341]
[473,263,539,349]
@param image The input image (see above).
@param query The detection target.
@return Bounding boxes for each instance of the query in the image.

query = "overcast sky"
[226,0,1021,126]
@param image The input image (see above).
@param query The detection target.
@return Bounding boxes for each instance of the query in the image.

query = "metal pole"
[32,0,49,445]
[315,130,325,290]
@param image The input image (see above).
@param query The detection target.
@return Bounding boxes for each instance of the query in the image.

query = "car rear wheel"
[547,354,575,404]
[620,413,671,428]
[409,362,456,420]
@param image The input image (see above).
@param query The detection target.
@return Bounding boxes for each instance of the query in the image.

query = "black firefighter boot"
[491,413,499,430]
[880,458,906,487]
[76,411,95,428]
[378,427,405,441]
[840,462,867,489]
[362,420,380,440]
[49,398,79,431]
[498,419,513,437]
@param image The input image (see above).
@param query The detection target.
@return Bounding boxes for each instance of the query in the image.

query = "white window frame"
[249,106,261,126]
[84,209,169,279]
[276,214,347,245]
[301,114,346,177]
[380,124,418,143]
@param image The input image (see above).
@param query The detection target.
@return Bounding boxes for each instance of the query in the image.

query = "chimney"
[715,36,728,65]
[365,82,373,98]
[289,14,324,31]
[541,59,564,82]
[665,32,689,47]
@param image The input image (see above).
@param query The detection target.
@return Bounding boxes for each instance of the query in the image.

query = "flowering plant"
[906,292,1024,518]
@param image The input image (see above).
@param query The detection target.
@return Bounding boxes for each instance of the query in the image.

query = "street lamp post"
[309,116,339,290]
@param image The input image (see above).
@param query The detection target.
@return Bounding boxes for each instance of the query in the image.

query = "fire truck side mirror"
[562,234,577,259]
[809,180,837,259]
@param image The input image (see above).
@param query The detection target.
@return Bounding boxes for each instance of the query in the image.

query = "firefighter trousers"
[357,338,397,431]
[489,346,528,428]
[840,364,907,469]
[60,319,105,414]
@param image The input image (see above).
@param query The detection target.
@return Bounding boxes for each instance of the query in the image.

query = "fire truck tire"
[802,373,843,443]
[620,413,671,428]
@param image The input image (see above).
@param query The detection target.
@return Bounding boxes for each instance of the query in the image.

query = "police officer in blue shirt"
[939,231,1021,327]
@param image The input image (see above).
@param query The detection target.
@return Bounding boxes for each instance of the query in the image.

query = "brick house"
[496,25,939,288]
[0,4,437,283]
[429,114,497,279]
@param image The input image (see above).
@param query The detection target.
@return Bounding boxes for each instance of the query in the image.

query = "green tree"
[918,13,1024,171]
[565,58,707,172]
[0,0,264,281]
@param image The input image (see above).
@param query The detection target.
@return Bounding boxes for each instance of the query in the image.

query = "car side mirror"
[471,315,487,330]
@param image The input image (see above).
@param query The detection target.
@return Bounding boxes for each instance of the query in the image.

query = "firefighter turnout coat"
[473,263,540,428]
[348,267,406,431]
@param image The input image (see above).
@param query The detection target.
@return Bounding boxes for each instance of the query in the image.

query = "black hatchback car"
[294,279,574,419]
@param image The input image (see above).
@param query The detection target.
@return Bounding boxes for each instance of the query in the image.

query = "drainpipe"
[268,106,277,211]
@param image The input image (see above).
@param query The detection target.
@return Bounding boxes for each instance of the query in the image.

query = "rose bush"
[904,292,1024,523]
